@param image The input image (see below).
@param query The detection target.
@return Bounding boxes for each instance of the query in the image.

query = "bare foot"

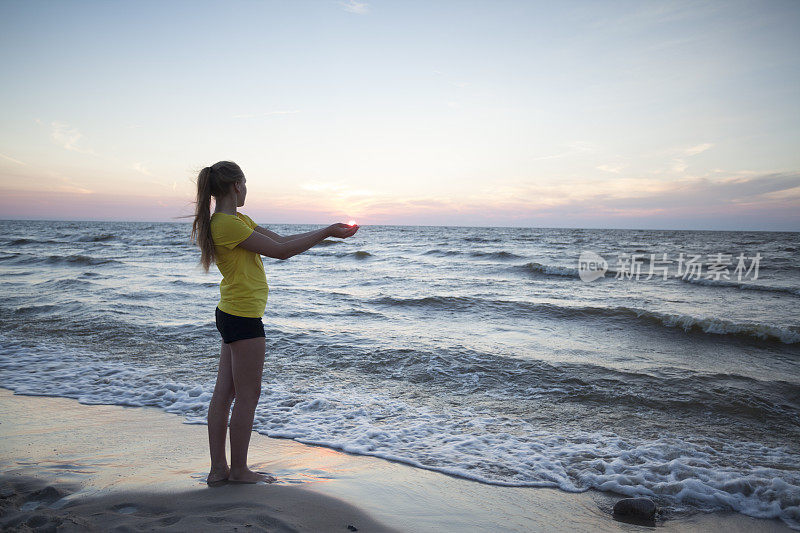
[206,465,230,484]
[228,467,276,484]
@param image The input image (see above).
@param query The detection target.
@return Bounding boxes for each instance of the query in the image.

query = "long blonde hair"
[191,161,244,271]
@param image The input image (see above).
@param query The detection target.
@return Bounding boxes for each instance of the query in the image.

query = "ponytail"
[191,161,244,272]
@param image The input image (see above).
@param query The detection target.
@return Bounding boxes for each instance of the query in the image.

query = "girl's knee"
[213,384,234,401]
[234,388,261,405]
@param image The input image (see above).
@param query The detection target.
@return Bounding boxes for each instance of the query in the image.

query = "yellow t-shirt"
[210,212,268,318]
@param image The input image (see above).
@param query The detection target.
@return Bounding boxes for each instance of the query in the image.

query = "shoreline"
[0,388,791,532]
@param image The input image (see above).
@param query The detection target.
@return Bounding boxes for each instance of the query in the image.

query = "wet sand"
[0,388,790,532]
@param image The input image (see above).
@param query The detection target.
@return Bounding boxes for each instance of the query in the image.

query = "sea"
[1,219,798,528]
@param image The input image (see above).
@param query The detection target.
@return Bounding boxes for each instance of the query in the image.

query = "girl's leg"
[228,336,269,483]
[206,341,234,483]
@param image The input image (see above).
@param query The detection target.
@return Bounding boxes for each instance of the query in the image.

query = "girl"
[191,161,359,484]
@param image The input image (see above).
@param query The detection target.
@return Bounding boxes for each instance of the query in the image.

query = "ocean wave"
[79,271,107,278]
[517,261,580,278]
[469,251,523,260]
[1,337,797,529]
[464,236,502,243]
[0,305,217,352]
[0,270,32,277]
[371,295,800,343]
[169,279,219,288]
[306,248,374,260]
[316,239,344,247]
[345,250,372,259]
[514,260,800,297]
[515,259,624,279]
[161,239,194,247]
[116,290,174,301]
[675,276,800,296]
[74,233,115,242]
[33,278,98,290]
[311,250,374,259]
[0,253,121,266]
[423,249,462,256]
[14,304,58,314]
[371,294,475,310]
[423,249,523,260]
[547,304,800,344]
[521,255,789,281]
[9,238,63,245]
[282,307,387,320]
[626,308,800,344]
[45,254,121,266]
[314,343,800,423]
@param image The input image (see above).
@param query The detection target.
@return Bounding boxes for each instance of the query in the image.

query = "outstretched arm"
[255,226,334,242]
[239,223,358,260]
[252,226,337,244]
[252,226,287,243]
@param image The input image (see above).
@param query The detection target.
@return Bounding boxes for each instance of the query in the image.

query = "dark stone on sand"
[31,486,61,503]
[26,514,49,527]
[612,498,656,520]
[347,525,358,531]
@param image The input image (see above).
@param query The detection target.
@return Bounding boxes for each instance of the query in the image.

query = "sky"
[0,0,798,230]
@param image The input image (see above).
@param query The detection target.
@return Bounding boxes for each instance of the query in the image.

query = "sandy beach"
[0,388,791,532]
[2,0,799,528]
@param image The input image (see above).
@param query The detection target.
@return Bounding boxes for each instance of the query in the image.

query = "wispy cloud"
[50,121,95,154]
[596,164,623,173]
[0,153,27,166]
[684,143,714,156]
[42,169,94,194]
[660,142,714,175]
[760,185,800,201]
[0,166,91,194]
[671,159,688,173]
[339,0,369,14]
[232,110,300,119]
[132,162,180,191]
[133,162,154,177]
[382,172,800,225]
[513,172,800,214]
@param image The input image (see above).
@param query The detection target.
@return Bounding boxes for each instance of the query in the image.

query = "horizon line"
[1,217,797,234]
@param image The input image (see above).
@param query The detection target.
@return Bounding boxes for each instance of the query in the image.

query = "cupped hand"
[328,223,359,239]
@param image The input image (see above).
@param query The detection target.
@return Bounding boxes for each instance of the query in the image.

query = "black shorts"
[215,307,265,344]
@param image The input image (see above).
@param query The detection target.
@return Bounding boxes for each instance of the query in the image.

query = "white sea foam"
[631,308,800,344]
[1,337,798,529]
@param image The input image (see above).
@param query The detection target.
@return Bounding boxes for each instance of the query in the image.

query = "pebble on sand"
[612,498,657,520]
